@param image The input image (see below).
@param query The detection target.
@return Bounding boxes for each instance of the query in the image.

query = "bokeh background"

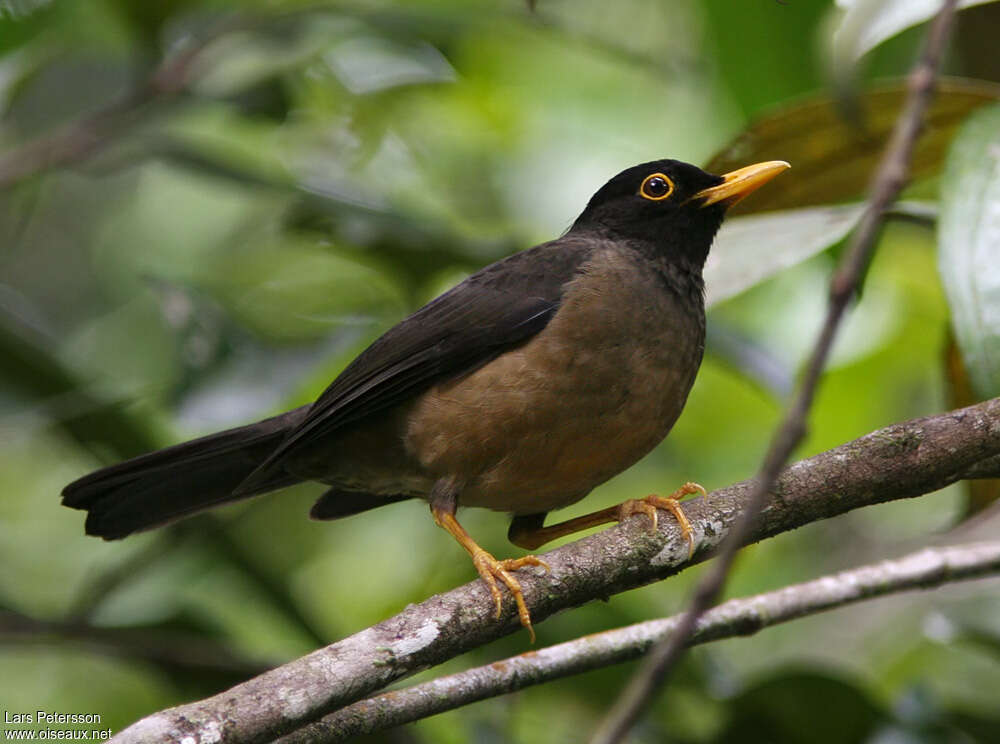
[2,1,1000,742]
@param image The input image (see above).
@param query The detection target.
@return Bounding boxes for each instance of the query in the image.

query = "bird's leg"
[509,482,707,558]
[430,484,548,642]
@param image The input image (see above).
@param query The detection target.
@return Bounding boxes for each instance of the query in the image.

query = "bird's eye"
[639,173,675,201]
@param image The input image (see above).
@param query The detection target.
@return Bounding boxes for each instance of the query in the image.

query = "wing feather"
[235,239,593,494]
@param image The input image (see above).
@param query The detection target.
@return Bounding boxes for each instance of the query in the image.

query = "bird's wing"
[235,238,592,494]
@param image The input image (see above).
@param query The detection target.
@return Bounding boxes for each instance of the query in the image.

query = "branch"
[107,397,1000,744]
[0,16,239,191]
[280,541,1000,742]
[592,2,962,739]
[0,609,275,680]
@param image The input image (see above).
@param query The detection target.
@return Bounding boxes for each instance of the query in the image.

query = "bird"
[62,157,788,640]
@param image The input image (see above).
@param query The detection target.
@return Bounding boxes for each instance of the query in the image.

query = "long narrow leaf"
[938,104,1000,399]
[705,78,1000,215]
[705,203,864,306]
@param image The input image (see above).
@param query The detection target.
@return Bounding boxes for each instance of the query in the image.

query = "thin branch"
[107,397,1000,744]
[0,608,276,680]
[0,15,240,191]
[281,541,1000,742]
[71,516,332,647]
[591,2,962,740]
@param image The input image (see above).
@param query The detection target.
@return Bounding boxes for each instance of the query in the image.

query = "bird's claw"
[619,481,706,559]
[471,550,549,642]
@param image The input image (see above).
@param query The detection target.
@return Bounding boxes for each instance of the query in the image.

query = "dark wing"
[234,237,594,494]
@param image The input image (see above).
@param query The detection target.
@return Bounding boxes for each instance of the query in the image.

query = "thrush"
[63,158,789,640]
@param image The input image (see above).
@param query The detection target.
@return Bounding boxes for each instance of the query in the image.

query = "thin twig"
[66,516,331,647]
[0,15,240,191]
[0,608,277,679]
[106,397,1000,744]
[591,2,962,741]
[280,541,1000,742]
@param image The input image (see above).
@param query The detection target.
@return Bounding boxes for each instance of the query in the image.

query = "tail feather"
[62,406,310,539]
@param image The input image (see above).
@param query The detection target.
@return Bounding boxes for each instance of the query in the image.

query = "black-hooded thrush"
[63,158,789,640]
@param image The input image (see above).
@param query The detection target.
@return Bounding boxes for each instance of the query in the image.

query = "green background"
[2,1,1000,742]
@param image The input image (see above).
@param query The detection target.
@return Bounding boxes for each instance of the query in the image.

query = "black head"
[571,158,789,270]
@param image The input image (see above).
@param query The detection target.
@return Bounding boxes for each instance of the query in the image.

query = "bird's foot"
[471,549,549,642]
[619,481,707,558]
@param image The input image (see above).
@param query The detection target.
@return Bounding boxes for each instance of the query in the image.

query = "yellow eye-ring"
[640,173,674,201]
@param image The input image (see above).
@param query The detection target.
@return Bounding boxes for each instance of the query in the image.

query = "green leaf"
[0,1,60,55]
[192,15,356,99]
[197,238,406,344]
[938,103,1000,399]
[705,203,864,306]
[0,309,161,459]
[705,78,1000,215]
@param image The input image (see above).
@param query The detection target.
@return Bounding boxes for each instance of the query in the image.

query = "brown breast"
[404,247,705,514]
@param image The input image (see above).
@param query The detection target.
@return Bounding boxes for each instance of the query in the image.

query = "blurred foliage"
[937,105,1000,521]
[832,0,995,66]
[2,1,1000,742]
[938,104,1000,401]
[704,79,1000,215]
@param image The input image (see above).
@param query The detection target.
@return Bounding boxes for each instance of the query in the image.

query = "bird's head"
[572,158,789,269]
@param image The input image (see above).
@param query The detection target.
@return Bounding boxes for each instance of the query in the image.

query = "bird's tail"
[62,406,310,539]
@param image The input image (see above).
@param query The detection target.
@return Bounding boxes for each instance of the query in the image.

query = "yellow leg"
[509,482,707,558]
[432,502,549,642]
